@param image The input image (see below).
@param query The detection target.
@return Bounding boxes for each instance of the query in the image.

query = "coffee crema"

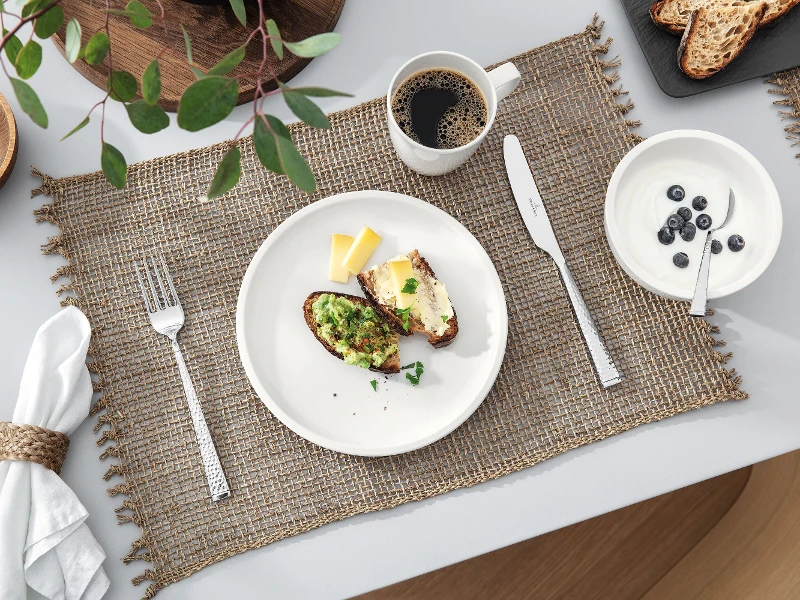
[391,68,488,150]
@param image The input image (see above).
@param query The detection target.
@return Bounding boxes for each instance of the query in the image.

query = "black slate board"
[620,0,800,97]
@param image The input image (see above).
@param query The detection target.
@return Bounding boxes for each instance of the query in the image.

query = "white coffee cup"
[387,51,521,176]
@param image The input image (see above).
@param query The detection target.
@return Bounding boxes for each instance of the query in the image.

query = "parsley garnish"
[401,363,416,370]
[396,305,412,332]
[404,361,424,386]
[441,315,448,323]
[401,277,419,294]
[370,379,377,391]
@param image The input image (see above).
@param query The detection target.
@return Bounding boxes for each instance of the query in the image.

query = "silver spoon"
[689,189,735,317]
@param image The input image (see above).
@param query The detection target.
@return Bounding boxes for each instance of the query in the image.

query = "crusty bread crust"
[303,291,400,374]
[678,3,766,79]
[356,250,459,349]
[651,0,794,33]
[761,0,800,25]
[650,0,690,34]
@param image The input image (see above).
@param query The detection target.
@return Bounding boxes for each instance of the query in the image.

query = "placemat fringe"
[766,70,800,158]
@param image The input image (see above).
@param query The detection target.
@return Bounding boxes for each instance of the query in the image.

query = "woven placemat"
[767,68,800,158]
[31,16,745,599]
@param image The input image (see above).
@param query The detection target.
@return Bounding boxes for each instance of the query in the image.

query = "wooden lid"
[0,92,18,191]
[52,0,347,112]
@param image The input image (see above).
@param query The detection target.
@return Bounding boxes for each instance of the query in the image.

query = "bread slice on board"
[678,2,767,79]
[357,250,459,348]
[303,292,400,374]
[651,0,794,33]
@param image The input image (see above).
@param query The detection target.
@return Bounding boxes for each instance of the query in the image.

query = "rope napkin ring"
[0,422,70,474]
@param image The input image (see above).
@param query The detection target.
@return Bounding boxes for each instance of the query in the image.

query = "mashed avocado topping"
[312,294,399,369]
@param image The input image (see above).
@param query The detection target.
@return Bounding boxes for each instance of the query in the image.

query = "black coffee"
[391,68,488,149]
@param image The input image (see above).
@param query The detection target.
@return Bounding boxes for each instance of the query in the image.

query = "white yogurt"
[617,160,755,290]
[608,132,781,299]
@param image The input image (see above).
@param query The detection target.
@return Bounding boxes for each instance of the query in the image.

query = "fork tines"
[134,255,180,313]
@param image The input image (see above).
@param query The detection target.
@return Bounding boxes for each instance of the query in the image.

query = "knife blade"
[503,134,622,388]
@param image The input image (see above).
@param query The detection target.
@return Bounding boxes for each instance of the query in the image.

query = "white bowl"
[605,130,782,301]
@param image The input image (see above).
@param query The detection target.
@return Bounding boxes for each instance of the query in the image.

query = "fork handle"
[689,233,713,317]
[172,339,231,502]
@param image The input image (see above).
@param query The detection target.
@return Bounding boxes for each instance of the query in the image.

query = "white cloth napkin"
[0,306,110,600]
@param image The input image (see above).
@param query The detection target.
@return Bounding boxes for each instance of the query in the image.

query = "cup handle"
[487,62,521,102]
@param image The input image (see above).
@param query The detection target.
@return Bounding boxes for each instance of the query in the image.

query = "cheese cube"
[328,234,354,283]
[342,226,381,274]
[388,256,417,309]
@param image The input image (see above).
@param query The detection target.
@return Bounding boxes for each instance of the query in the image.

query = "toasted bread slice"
[651,0,791,32]
[650,0,749,34]
[678,2,766,79]
[357,250,459,348]
[303,292,400,374]
[761,0,800,26]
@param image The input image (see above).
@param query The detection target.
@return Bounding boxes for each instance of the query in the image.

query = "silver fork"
[689,189,736,317]
[134,255,231,501]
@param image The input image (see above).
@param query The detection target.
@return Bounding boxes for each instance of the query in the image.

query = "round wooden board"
[52,0,346,112]
[0,92,18,191]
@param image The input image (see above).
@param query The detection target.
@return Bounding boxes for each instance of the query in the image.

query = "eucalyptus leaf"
[254,114,315,192]
[10,78,47,127]
[106,70,137,102]
[283,32,340,58]
[206,44,245,77]
[64,18,81,63]
[21,0,43,19]
[228,0,246,27]
[125,100,168,133]
[283,90,330,129]
[3,31,22,65]
[60,116,89,141]
[290,86,352,97]
[84,31,109,65]
[125,0,151,28]
[15,40,42,79]
[205,145,241,200]
[34,4,64,39]
[101,142,127,189]
[177,76,238,132]
[0,0,5,12]
[266,18,282,60]
[142,60,160,104]
[181,24,192,63]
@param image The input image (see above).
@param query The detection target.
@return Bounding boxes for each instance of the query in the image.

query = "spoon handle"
[689,233,713,317]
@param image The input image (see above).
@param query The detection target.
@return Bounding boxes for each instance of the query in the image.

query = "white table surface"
[1,0,798,598]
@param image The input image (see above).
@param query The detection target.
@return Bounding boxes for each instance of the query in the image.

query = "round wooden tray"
[52,0,346,112]
[0,92,18,191]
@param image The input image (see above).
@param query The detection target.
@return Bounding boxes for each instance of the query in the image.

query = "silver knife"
[503,134,622,388]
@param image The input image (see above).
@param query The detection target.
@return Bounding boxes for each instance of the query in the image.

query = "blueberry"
[711,239,723,254]
[680,222,696,242]
[667,185,685,201]
[696,214,712,230]
[691,195,707,211]
[728,234,745,252]
[677,207,692,222]
[673,252,689,268]
[657,226,675,245]
[666,213,685,230]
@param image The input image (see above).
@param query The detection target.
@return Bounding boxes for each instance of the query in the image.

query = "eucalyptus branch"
[0,0,349,197]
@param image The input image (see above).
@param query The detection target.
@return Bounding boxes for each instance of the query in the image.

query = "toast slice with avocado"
[357,250,458,348]
[678,2,766,79]
[304,292,400,374]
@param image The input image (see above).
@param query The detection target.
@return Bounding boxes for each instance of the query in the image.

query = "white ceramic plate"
[236,191,508,456]
[605,130,782,300]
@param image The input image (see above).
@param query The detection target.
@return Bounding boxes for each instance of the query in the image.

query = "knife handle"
[555,260,622,388]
